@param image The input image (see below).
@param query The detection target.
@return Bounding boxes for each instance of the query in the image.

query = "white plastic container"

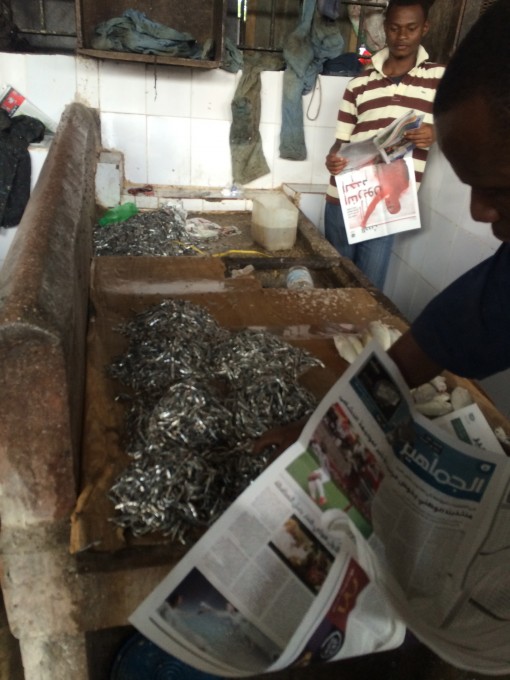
[251,193,299,251]
[0,83,57,132]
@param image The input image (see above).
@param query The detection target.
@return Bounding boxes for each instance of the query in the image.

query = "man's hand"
[326,152,348,175]
[404,122,435,149]
[325,140,348,175]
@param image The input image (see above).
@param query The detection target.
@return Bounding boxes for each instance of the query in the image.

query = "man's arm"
[388,329,443,388]
[252,332,443,459]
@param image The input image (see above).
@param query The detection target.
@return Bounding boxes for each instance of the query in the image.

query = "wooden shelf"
[76,47,221,69]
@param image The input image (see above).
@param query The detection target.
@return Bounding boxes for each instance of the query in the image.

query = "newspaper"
[338,110,424,171]
[336,155,421,244]
[334,110,423,244]
[130,343,510,677]
[373,110,424,164]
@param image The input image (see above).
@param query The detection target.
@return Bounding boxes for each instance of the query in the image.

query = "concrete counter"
[1,103,509,680]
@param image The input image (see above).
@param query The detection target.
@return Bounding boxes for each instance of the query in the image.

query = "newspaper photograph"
[338,110,424,172]
[336,155,420,245]
[130,343,510,677]
[373,110,424,163]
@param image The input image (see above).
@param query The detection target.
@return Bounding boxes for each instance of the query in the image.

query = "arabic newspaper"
[130,343,510,677]
[336,155,420,244]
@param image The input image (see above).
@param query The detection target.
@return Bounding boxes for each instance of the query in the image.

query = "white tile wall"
[145,66,192,118]
[383,138,510,416]
[383,255,416,318]
[384,145,505,314]
[0,52,27,92]
[100,112,148,183]
[296,193,325,231]
[190,118,232,187]
[147,116,192,185]
[0,227,17,271]
[25,55,76,128]
[191,68,237,120]
[260,71,282,125]
[99,60,147,115]
[415,211,455,291]
[29,146,49,191]
[443,229,495,288]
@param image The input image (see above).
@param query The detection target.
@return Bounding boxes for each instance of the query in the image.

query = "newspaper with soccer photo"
[130,343,510,677]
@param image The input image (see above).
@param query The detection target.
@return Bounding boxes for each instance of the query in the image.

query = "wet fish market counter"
[74,255,510,553]
[96,190,394,300]
[2,103,510,680]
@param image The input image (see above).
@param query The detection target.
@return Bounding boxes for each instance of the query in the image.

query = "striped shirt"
[326,46,445,203]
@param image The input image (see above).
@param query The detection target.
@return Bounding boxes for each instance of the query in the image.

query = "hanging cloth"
[280,0,344,160]
[229,52,284,185]
[0,110,44,227]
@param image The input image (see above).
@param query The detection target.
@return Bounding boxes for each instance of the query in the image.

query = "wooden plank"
[76,48,221,69]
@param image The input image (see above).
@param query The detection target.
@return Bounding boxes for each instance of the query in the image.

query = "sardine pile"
[94,203,205,256]
[108,299,324,543]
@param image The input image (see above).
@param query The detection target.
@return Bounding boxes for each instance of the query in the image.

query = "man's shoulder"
[347,65,380,87]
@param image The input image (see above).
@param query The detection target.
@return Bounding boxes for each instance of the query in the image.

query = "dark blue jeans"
[324,201,394,290]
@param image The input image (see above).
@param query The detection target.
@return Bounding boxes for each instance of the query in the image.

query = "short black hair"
[385,0,431,21]
[434,0,510,133]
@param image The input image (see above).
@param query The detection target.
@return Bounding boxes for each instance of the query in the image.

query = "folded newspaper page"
[130,343,510,677]
[338,110,424,171]
[373,110,424,163]
[336,155,421,244]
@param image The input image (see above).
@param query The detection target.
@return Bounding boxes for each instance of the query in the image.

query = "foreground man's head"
[433,0,510,242]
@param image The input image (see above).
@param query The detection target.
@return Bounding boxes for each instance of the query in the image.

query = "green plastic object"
[98,202,138,226]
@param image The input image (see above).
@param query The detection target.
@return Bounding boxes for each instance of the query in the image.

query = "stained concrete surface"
[0,591,23,680]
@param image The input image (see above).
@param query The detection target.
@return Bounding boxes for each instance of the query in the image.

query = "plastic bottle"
[98,202,138,227]
[286,266,314,290]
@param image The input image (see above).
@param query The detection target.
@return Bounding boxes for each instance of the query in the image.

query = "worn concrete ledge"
[0,102,100,526]
[0,103,101,680]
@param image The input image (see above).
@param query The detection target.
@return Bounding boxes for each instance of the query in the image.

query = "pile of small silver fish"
[108,299,324,543]
[94,203,202,256]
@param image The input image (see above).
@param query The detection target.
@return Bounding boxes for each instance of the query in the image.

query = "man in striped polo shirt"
[324,0,444,290]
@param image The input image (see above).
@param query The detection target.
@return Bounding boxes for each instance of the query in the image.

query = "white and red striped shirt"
[326,46,445,203]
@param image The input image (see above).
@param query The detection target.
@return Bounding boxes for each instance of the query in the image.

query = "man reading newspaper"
[129,3,510,676]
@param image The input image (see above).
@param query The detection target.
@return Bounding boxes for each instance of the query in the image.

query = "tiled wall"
[387,144,510,417]
[1,51,509,417]
[0,52,342,190]
[386,144,501,317]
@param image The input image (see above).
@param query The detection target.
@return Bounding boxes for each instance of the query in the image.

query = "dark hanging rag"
[0,110,45,227]
[91,9,213,59]
[229,52,284,186]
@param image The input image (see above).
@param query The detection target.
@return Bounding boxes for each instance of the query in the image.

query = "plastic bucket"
[251,193,299,251]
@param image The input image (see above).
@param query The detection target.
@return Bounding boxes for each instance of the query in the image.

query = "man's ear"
[421,20,430,38]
